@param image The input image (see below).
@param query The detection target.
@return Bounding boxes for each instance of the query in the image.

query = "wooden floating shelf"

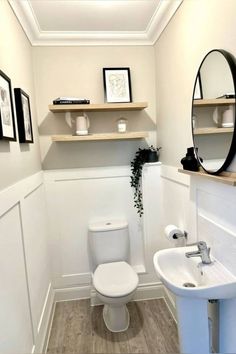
[193,98,235,107]
[194,127,234,135]
[178,169,236,186]
[51,131,148,142]
[49,102,148,113]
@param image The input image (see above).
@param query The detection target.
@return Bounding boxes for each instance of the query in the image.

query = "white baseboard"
[54,285,91,302]
[133,281,164,301]
[42,302,56,354]
[54,282,165,305]
[33,283,55,353]
[162,287,177,321]
[54,283,177,317]
[54,282,165,306]
[90,281,168,306]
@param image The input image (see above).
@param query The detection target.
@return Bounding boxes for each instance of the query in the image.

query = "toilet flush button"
[88,220,128,232]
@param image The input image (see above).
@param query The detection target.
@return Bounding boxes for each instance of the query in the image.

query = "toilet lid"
[93,261,139,297]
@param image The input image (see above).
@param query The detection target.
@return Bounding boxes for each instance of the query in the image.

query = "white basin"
[153,246,236,299]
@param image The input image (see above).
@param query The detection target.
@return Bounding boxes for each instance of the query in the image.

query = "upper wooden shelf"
[194,127,234,135]
[51,131,148,142]
[49,102,148,113]
[178,168,236,186]
[193,98,235,107]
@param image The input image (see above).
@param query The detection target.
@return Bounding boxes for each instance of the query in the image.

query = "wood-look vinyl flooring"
[47,298,179,354]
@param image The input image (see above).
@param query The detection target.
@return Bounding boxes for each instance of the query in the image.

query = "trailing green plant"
[130,146,161,217]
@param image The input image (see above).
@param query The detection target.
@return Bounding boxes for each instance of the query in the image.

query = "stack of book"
[53,97,90,104]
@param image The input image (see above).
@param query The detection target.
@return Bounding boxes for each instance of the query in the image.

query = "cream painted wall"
[154,0,236,169]
[0,4,52,352]
[33,46,157,169]
[0,1,41,190]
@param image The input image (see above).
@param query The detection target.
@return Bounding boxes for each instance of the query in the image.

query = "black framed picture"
[103,67,132,103]
[0,70,16,141]
[14,88,33,143]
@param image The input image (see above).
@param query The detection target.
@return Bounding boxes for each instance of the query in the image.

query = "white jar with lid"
[117,118,127,133]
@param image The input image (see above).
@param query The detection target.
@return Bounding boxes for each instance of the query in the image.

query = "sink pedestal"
[176,296,210,354]
[219,298,236,352]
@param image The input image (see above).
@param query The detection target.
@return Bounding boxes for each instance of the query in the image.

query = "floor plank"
[47,299,179,353]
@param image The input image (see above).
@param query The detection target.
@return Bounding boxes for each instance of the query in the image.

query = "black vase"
[181,147,199,172]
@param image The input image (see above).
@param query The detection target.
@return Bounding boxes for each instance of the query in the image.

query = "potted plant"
[130,146,161,217]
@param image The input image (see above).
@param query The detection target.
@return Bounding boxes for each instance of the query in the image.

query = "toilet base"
[103,304,130,332]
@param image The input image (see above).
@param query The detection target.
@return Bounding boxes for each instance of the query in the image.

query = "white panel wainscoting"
[191,176,236,266]
[141,162,163,284]
[160,165,194,245]
[192,176,236,353]
[44,166,146,290]
[0,203,33,353]
[162,167,236,353]
[0,172,53,353]
[158,166,193,308]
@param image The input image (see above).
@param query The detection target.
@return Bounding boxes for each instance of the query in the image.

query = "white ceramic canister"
[117,117,127,133]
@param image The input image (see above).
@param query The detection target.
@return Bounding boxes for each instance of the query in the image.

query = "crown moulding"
[8,0,183,46]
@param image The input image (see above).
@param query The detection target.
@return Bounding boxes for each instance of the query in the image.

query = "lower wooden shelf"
[194,127,234,135]
[51,131,148,142]
[178,168,236,186]
[193,98,235,107]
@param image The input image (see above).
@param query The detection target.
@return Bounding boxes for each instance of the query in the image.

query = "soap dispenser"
[181,147,199,172]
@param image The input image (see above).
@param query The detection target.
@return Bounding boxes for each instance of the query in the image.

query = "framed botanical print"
[0,70,16,141]
[103,67,132,103]
[14,88,34,143]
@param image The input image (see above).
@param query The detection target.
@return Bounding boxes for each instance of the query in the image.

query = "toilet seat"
[93,261,138,298]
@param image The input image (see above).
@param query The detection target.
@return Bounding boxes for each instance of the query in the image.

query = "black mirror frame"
[191,49,236,175]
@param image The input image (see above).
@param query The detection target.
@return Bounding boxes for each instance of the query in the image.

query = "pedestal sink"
[153,246,236,354]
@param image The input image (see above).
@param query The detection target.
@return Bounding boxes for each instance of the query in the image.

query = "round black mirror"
[192,49,236,174]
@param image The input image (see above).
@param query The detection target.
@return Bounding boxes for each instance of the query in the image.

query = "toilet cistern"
[185,241,212,264]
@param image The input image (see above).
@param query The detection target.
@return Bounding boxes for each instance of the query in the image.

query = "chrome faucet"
[185,241,212,264]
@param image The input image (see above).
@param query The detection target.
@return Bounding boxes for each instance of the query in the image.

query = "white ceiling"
[9,0,183,46]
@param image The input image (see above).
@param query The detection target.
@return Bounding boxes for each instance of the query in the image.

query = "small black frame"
[14,88,34,143]
[103,67,132,103]
[0,70,16,141]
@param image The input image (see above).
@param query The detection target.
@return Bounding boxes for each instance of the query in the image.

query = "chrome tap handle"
[197,241,207,250]
[187,241,207,249]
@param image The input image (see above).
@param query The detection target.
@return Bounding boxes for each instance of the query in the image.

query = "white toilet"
[89,219,139,332]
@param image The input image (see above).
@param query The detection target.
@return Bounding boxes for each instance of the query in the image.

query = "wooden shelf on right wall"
[178,169,236,186]
[193,98,235,107]
[194,127,234,135]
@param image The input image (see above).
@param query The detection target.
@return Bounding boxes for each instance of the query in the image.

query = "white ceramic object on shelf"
[75,113,90,135]
[65,112,90,135]
[117,118,127,133]
[222,105,234,128]
[213,105,234,128]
